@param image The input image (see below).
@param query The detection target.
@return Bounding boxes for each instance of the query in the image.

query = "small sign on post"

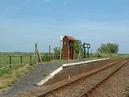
[83,42,91,58]
[83,42,86,58]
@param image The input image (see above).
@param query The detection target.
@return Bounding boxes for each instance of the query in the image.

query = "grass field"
[0,52,35,67]
[0,64,32,93]
[0,52,36,92]
[0,55,35,67]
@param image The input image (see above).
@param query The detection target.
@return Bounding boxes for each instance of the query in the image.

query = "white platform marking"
[63,58,110,67]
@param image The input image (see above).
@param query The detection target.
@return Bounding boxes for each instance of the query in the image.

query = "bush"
[98,43,119,54]
[54,47,60,59]
[41,53,50,62]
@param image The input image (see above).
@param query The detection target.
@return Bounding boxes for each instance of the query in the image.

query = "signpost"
[86,43,91,58]
[83,42,87,58]
[83,42,91,58]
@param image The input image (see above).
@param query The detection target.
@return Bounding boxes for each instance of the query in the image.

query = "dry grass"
[0,64,31,93]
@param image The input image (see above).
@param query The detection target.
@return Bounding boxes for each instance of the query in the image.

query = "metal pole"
[87,48,90,58]
[84,47,86,58]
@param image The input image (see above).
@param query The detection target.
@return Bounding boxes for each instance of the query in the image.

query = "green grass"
[0,64,33,93]
[0,68,12,77]
[0,56,9,68]
[0,52,38,92]
[98,53,129,59]
[0,55,35,68]
[0,64,31,77]
[0,52,129,68]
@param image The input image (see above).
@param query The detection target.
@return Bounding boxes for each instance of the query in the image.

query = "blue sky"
[0,0,129,53]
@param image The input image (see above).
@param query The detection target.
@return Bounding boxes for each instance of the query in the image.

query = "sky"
[0,0,129,53]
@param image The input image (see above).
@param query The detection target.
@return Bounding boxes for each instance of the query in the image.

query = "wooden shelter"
[63,35,75,60]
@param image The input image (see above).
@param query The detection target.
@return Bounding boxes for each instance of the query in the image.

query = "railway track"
[80,58,129,97]
[38,58,129,97]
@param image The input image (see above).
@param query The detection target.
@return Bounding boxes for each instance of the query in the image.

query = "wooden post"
[67,41,70,61]
[35,43,38,64]
[35,43,42,64]
[30,55,32,65]
[20,56,22,65]
[60,36,63,60]
[49,45,51,61]
[91,49,92,58]
[78,50,81,60]
[9,56,12,68]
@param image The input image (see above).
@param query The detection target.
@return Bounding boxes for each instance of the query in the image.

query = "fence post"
[30,55,32,65]
[9,56,12,68]
[35,43,38,64]
[20,56,22,65]
[49,45,51,61]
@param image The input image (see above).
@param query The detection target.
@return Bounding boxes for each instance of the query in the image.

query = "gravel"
[88,60,129,97]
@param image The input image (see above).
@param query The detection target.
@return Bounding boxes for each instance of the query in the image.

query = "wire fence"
[0,54,59,71]
[0,55,35,70]
[0,52,97,71]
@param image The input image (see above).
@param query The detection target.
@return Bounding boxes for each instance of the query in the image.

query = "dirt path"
[0,63,61,97]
